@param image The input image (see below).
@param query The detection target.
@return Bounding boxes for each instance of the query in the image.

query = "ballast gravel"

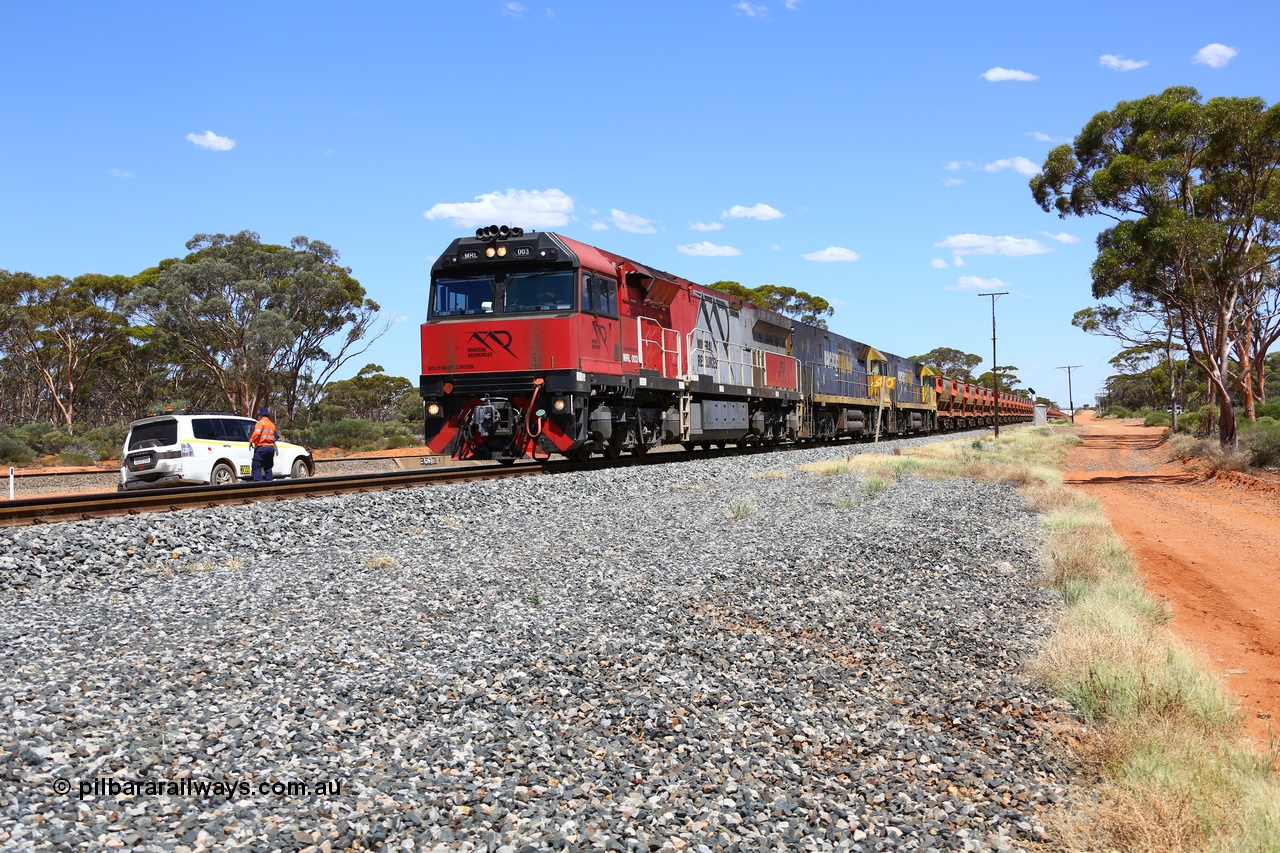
[0,434,1076,851]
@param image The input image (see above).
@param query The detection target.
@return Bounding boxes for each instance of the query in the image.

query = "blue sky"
[2,1,1276,408]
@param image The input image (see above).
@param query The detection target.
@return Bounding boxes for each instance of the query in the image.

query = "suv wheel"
[210,462,237,486]
[290,458,310,479]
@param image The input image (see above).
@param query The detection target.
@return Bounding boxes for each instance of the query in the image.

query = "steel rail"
[0,463,544,528]
[0,429,995,528]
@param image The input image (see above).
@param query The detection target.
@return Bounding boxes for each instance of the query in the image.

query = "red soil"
[1063,411,1280,748]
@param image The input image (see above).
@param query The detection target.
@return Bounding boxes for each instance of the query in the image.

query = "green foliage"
[709,281,834,328]
[129,231,385,419]
[1099,406,1132,419]
[1032,87,1280,449]
[728,500,756,520]
[1256,402,1280,420]
[384,434,414,449]
[302,418,381,450]
[909,347,984,381]
[319,364,413,422]
[1144,410,1171,427]
[58,444,101,466]
[0,436,35,466]
[1246,422,1280,467]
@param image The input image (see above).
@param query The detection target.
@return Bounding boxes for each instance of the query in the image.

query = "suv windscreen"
[128,419,178,450]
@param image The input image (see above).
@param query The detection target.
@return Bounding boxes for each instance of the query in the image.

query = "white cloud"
[954,256,965,267]
[785,0,802,8]
[944,178,965,187]
[1100,54,1148,72]
[734,2,767,17]
[610,208,657,234]
[186,130,235,151]
[107,168,135,179]
[1193,43,1238,68]
[949,275,1011,292]
[424,188,574,228]
[935,233,1050,257]
[503,2,525,16]
[722,202,784,220]
[802,246,860,262]
[980,67,1038,82]
[984,156,1041,177]
[589,221,609,231]
[944,160,973,170]
[688,221,723,232]
[1027,131,1065,143]
[930,258,948,269]
[1040,231,1080,244]
[677,241,742,257]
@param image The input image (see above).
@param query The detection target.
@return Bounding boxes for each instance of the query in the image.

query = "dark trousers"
[252,446,276,481]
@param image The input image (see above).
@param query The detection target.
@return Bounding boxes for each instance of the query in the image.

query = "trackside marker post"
[8,467,13,500]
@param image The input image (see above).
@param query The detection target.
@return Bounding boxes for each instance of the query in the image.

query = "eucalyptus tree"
[0,271,133,432]
[130,231,387,419]
[908,346,984,381]
[1031,86,1280,447]
[709,281,834,328]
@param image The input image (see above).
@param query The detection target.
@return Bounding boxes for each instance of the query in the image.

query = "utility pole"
[1057,365,1082,424]
[978,291,1009,437]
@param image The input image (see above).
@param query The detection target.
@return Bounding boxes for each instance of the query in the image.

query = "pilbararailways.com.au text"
[53,776,342,801]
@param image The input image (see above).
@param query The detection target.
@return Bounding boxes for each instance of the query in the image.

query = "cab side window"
[580,273,594,314]
[598,276,618,319]
[192,419,218,440]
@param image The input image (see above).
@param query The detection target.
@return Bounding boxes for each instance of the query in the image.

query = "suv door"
[215,418,256,480]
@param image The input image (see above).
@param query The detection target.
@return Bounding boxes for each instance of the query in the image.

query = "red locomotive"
[420,227,1032,463]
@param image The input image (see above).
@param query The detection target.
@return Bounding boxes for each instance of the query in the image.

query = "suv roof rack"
[139,407,239,418]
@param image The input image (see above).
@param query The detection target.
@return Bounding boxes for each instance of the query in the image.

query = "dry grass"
[816,426,1280,851]
[361,553,399,570]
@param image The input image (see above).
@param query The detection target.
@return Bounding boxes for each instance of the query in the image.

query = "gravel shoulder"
[1,434,1076,851]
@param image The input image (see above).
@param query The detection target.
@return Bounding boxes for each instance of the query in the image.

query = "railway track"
[0,432,990,528]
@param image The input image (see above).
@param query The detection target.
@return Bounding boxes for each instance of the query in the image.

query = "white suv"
[120,411,314,490]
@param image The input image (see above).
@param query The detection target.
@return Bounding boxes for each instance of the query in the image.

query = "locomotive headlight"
[552,397,567,413]
[496,245,507,257]
[484,246,497,258]
[426,402,441,417]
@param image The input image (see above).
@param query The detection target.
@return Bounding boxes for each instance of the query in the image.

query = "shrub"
[58,444,101,466]
[303,418,381,450]
[1246,421,1280,468]
[385,434,414,449]
[78,425,127,460]
[1143,410,1171,427]
[39,428,75,456]
[0,437,36,466]
[1099,405,1132,419]
[1256,401,1280,420]
[1173,412,1201,434]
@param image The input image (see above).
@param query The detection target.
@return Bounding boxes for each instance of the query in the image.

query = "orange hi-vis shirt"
[250,416,278,447]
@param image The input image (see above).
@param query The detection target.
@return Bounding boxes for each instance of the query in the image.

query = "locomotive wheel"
[604,445,623,460]
[571,448,592,463]
[631,443,649,457]
[682,442,696,452]
[496,458,517,467]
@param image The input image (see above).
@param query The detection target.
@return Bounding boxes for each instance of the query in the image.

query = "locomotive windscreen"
[429,270,576,317]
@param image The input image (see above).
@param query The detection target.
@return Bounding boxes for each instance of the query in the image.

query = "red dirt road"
[1063,412,1280,747]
